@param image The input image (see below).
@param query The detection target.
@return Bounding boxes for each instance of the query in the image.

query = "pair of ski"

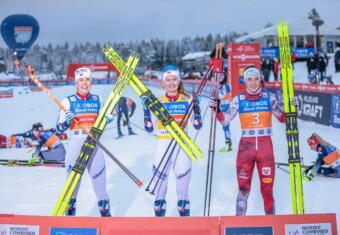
[17,52,142,215]
[19,46,203,215]
[103,45,203,162]
[0,159,64,168]
[278,21,304,214]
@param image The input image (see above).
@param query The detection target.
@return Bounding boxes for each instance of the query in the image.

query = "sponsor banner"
[0,224,39,235]
[0,91,14,98]
[285,223,332,235]
[261,48,279,58]
[331,94,340,128]
[225,226,273,235]
[261,47,315,59]
[227,43,261,98]
[50,227,97,235]
[295,91,331,125]
[66,63,119,81]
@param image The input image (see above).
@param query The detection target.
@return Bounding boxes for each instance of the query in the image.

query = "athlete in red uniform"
[212,65,285,215]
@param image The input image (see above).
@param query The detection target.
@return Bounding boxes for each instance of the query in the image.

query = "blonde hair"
[310,133,332,147]
[178,81,186,94]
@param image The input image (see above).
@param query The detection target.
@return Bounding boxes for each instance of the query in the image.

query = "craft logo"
[296,94,323,118]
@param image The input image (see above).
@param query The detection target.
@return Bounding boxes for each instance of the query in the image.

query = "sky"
[0,0,340,47]
[0,61,339,231]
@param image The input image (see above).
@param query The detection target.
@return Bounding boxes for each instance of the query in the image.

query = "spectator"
[261,57,272,82]
[306,53,317,75]
[272,58,280,81]
[335,43,340,73]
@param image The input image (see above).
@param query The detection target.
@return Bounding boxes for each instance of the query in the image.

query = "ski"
[103,45,203,162]
[16,63,142,188]
[52,51,141,216]
[0,160,64,168]
[275,162,309,169]
[278,20,304,214]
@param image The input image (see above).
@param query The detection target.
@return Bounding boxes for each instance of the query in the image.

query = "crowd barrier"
[0,213,337,235]
[1,78,340,129]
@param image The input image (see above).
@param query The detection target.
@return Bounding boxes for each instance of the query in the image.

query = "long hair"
[178,81,189,97]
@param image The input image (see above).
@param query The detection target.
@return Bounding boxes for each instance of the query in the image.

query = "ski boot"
[177,199,190,216]
[65,198,76,216]
[98,199,111,217]
[117,127,123,138]
[28,156,43,164]
[220,140,232,152]
[128,127,136,135]
[303,169,314,181]
[154,199,166,217]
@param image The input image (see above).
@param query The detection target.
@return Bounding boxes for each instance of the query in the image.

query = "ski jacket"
[217,91,285,137]
[319,144,340,169]
[218,83,231,113]
[12,130,38,141]
[56,93,102,138]
[147,93,198,139]
[33,130,63,157]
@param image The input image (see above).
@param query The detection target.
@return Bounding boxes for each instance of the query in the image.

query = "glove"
[123,120,127,126]
[209,97,218,109]
[65,111,76,125]
[193,95,201,114]
[144,109,153,132]
[291,96,298,106]
[302,168,314,181]
[194,95,201,105]
[105,114,114,124]
[193,113,202,130]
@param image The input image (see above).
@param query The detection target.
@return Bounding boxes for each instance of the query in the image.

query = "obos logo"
[83,103,98,108]
[333,96,340,114]
[241,101,250,108]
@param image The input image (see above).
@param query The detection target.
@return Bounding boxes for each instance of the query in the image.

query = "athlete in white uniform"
[56,67,113,217]
[143,65,202,217]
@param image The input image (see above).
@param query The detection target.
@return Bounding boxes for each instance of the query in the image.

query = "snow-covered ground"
[0,59,339,230]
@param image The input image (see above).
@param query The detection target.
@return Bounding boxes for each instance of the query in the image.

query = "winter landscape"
[0,59,339,231]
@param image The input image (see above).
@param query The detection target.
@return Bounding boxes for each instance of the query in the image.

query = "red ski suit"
[217,90,285,215]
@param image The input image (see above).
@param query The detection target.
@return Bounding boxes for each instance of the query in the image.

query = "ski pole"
[145,65,213,193]
[15,61,143,187]
[204,42,224,216]
[203,72,219,216]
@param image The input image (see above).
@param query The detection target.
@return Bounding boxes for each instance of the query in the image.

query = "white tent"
[235,17,340,52]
